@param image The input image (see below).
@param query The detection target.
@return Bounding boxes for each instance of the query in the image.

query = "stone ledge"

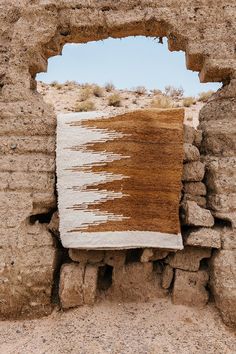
[166,246,211,271]
[181,201,214,227]
[184,228,221,249]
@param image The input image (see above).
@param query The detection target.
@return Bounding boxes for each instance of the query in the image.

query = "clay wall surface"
[0,0,235,327]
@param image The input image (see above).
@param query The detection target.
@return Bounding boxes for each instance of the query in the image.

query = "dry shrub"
[80,87,92,101]
[164,85,184,98]
[56,84,63,90]
[65,80,78,87]
[151,89,163,96]
[108,93,122,107]
[50,80,59,87]
[150,95,175,109]
[93,85,104,97]
[183,97,196,107]
[50,81,63,90]
[74,100,95,112]
[105,82,115,92]
[80,82,91,89]
[133,86,147,95]
[198,90,214,102]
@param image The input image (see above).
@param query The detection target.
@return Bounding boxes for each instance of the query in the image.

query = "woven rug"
[57,109,184,249]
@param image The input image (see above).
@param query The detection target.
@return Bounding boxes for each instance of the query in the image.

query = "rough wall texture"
[0,0,235,326]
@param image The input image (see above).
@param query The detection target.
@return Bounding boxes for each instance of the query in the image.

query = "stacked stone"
[199,80,236,328]
[161,125,219,308]
[58,242,214,311]
[59,248,170,309]
[181,125,214,226]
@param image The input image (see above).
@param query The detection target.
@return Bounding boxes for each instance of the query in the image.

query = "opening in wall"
[36,36,221,251]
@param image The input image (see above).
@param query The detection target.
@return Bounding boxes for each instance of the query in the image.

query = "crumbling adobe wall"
[0,1,235,326]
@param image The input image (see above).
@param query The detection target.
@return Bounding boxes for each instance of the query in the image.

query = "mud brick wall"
[0,1,235,327]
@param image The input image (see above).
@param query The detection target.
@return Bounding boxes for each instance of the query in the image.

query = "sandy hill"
[37,81,210,128]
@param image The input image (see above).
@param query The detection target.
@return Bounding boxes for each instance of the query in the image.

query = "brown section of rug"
[72,109,184,235]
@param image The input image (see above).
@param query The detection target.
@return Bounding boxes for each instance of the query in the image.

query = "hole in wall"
[153,260,165,273]
[203,249,216,303]
[214,217,232,229]
[200,257,210,270]
[34,36,222,302]
[29,211,56,224]
[51,249,69,305]
[35,36,221,254]
[0,73,5,92]
[37,36,221,111]
[125,249,143,264]
[97,265,113,291]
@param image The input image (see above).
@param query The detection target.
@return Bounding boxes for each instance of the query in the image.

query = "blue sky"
[37,36,221,96]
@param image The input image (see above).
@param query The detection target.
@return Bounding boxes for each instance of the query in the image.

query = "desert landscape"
[37,81,207,128]
[0,1,235,353]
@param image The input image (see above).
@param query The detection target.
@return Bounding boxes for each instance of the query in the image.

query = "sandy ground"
[0,299,235,354]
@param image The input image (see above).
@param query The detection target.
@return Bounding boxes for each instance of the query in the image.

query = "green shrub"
[74,100,95,112]
[108,93,122,107]
[183,97,196,107]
